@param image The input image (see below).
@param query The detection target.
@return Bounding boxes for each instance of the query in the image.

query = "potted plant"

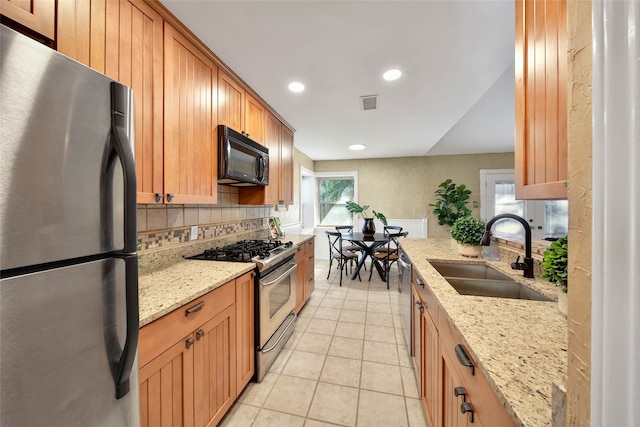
[541,236,568,315]
[345,201,387,235]
[429,179,472,227]
[450,216,486,257]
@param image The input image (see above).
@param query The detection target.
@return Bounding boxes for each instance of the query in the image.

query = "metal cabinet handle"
[461,401,474,423]
[185,337,195,349]
[415,301,424,310]
[155,193,163,202]
[454,386,466,402]
[185,301,205,316]
[196,329,205,340]
[416,278,425,288]
[455,344,475,375]
[167,193,174,202]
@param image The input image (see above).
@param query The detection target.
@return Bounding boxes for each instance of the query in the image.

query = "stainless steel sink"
[429,261,552,302]
[429,262,513,281]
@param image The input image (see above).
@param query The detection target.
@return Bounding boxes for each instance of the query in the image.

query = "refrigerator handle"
[113,255,139,399]
[110,82,137,254]
[109,82,139,399]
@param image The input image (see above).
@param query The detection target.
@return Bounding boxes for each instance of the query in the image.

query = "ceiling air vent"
[360,95,378,111]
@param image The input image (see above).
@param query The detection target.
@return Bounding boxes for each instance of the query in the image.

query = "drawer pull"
[185,301,205,316]
[460,401,474,423]
[185,337,195,349]
[455,344,475,375]
[454,386,466,402]
[196,329,205,340]
[416,278,425,288]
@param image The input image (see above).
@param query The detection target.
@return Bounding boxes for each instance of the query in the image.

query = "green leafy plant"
[345,201,388,225]
[429,179,472,226]
[541,236,568,293]
[450,216,486,246]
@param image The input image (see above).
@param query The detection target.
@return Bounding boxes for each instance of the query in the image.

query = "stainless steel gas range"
[188,239,298,381]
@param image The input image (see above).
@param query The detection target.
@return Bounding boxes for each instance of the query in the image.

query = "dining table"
[340,232,389,280]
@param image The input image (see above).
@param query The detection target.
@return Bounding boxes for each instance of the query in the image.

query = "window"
[481,169,568,240]
[318,177,354,226]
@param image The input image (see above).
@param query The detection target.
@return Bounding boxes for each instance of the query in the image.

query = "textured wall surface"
[567,1,592,425]
[314,152,514,239]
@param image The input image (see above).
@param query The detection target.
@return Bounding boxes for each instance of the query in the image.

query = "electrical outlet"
[190,226,198,240]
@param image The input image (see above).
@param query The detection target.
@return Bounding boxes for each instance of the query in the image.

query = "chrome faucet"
[480,213,534,278]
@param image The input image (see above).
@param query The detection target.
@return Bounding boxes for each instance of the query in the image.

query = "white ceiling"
[160,0,515,161]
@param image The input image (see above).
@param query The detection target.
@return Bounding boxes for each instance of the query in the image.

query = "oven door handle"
[259,262,297,287]
[261,311,297,353]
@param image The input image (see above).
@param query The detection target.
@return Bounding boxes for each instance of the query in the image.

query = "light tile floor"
[220,259,428,427]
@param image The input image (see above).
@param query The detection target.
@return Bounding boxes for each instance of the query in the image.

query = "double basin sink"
[429,261,552,302]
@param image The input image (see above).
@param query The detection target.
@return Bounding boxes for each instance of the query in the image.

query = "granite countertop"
[400,238,567,427]
[138,233,316,327]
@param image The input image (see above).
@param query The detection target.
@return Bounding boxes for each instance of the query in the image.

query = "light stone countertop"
[138,234,316,327]
[400,238,568,427]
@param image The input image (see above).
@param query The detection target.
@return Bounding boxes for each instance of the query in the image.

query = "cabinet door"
[245,93,265,143]
[193,304,237,427]
[422,309,441,427]
[164,23,218,204]
[295,243,307,313]
[411,287,422,385]
[139,335,194,427]
[441,350,473,427]
[218,70,245,132]
[304,239,315,301]
[515,0,568,199]
[1,0,54,40]
[235,272,255,390]
[110,0,164,204]
[279,125,295,205]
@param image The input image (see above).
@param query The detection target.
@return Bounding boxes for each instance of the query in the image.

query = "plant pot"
[457,242,482,258]
[362,218,376,236]
[557,289,568,317]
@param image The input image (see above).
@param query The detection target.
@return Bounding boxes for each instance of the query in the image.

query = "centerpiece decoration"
[450,216,486,257]
[345,201,387,236]
[541,236,568,315]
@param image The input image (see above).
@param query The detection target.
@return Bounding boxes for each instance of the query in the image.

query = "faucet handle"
[511,256,524,270]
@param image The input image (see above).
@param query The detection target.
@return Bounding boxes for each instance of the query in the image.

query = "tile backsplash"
[137,185,272,252]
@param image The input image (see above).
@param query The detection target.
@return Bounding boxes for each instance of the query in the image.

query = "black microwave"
[218,125,269,186]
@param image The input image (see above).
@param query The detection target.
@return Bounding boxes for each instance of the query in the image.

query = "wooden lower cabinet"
[139,273,254,426]
[411,271,516,427]
[295,237,315,313]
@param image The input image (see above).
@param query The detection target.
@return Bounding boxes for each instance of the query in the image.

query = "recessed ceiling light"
[383,69,402,81]
[288,82,305,93]
[349,144,366,151]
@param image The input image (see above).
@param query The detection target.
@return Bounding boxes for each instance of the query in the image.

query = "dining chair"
[326,231,360,286]
[374,225,404,255]
[335,225,366,270]
[369,231,408,288]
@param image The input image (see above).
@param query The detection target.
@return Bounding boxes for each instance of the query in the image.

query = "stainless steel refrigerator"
[0,25,139,426]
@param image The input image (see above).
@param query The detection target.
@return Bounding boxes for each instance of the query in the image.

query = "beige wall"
[315,153,514,238]
[566,1,592,425]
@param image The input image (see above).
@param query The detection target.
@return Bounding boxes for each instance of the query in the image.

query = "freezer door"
[0,258,139,427]
[0,25,135,270]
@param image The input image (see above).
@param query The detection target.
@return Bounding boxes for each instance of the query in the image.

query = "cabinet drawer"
[139,282,235,367]
[304,239,314,256]
[294,243,306,262]
[413,273,439,324]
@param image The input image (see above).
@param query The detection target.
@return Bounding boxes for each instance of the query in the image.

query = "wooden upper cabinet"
[163,23,218,204]
[515,0,568,200]
[110,0,164,204]
[218,70,265,143]
[239,112,294,205]
[218,70,245,133]
[279,125,294,205]
[1,0,55,40]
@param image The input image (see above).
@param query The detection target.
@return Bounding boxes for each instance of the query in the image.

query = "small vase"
[557,289,568,317]
[457,242,482,257]
[362,218,376,236]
